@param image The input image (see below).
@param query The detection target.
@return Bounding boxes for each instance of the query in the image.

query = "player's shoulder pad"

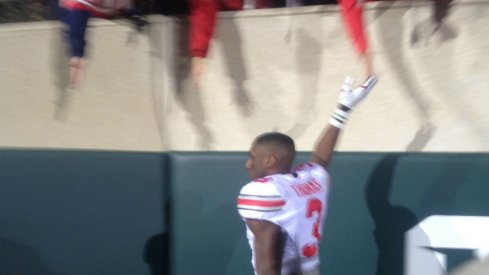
[238,178,285,212]
[240,177,279,196]
[294,162,328,179]
[293,162,326,172]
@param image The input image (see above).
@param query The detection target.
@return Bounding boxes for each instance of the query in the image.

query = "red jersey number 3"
[302,198,323,257]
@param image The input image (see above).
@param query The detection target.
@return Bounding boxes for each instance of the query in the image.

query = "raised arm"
[187,0,219,85]
[309,76,378,169]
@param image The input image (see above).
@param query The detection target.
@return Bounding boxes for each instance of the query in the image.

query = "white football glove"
[329,75,378,128]
[338,75,378,110]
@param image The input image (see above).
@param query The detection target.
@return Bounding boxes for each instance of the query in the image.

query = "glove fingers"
[341,76,353,92]
[359,75,378,92]
[350,76,378,107]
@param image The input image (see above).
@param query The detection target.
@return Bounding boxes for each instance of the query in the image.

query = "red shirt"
[188,0,273,57]
[188,0,369,57]
[188,0,243,57]
[339,0,369,55]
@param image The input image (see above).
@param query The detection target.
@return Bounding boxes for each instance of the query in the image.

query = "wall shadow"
[174,19,214,149]
[365,154,421,275]
[144,232,170,275]
[412,154,481,274]
[411,0,457,45]
[218,17,254,118]
[405,123,435,151]
[285,28,322,139]
[143,155,171,275]
[169,190,243,274]
[147,16,167,148]
[366,152,483,274]
[148,16,214,149]
[50,26,73,121]
[418,156,479,219]
[0,237,59,275]
[410,0,489,145]
[374,0,461,149]
[375,2,433,130]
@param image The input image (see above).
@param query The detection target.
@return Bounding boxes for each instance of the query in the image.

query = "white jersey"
[237,162,330,274]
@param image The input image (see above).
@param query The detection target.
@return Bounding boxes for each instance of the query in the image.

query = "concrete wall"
[1,0,489,152]
[0,19,162,151]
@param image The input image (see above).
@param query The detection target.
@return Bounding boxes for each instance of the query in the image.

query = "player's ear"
[265,155,277,168]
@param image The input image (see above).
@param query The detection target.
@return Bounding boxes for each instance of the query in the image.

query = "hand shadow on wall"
[143,175,171,275]
[144,232,170,275]
[50,27,73,121]
[0,237,59,275]
[375,2,433,130]
[405,123,435,151]
[285,28,322,139]
[218,18,254,118]
[148,17,214,149]
[410,1,489,145]
[176,20,215,149]
[374,0,456,139]
[411,0,457,46]
[365,154,426,275]
[147,19,167,148]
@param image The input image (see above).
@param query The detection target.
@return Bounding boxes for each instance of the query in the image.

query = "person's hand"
[337,75,378,110]
[361,49,375,78]
[191,56,205,87]
[68,57,85,89]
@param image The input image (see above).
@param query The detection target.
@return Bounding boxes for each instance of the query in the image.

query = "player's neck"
[267,167,291,176]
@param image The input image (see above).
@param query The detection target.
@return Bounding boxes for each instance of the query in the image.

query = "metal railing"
[0,0,57,23]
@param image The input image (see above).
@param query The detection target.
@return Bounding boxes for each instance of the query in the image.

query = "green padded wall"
[166,152,254,275]
[0,150,166,275]
[167,152,489,275]
[1,151,488,275]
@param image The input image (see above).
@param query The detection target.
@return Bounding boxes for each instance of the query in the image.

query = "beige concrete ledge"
[1,2,488,152]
